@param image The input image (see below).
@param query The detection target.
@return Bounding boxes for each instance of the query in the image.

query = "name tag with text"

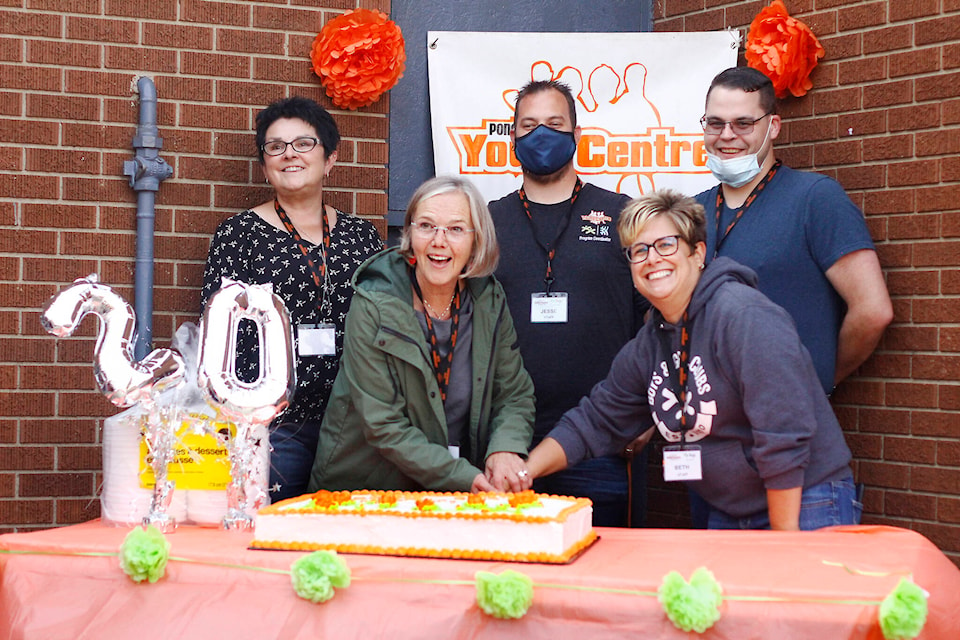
[531,292,568,323]
[663,445,703,482]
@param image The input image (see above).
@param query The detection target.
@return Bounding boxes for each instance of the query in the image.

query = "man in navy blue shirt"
[696,67,892,395]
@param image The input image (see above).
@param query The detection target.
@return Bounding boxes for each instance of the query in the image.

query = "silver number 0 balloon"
[198,278,296,529]
[197,278,296,424]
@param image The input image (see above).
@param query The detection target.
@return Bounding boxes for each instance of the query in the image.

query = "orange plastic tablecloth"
[1,521,958,639]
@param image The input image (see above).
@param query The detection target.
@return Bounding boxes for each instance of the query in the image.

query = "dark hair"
[254,96,340,163]
[705,67,777,115]
[513,80,578,129]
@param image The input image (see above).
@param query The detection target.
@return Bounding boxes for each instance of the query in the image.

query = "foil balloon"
[198,279,296,530]
[40,274,186,532]
[40,275,186,407]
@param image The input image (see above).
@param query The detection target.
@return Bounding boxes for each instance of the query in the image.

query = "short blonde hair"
[618,189,706,250]
[398,176,499,279]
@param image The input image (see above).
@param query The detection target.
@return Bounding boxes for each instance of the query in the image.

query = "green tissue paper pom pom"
[290,550,351,604]
[119,525,171,584]
[658,567,723,633]
[879,578,927,640]
[475,570,534,619]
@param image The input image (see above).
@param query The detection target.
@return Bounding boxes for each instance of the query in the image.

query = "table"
[1,522,958,639]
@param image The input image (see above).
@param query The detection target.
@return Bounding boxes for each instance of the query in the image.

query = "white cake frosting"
[252,490,595,563]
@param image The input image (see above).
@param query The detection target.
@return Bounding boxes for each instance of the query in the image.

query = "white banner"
[427,31,739,203]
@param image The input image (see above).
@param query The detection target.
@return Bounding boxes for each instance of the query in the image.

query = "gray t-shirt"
[415,292,474,456]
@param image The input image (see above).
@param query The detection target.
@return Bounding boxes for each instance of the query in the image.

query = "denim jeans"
[706,474,862,531]
[268,420,321,503]
[534,455,635,527]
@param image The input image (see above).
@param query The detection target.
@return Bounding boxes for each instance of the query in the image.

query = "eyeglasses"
[261,136,320,156]
[700,112,772,135]
[410,222,475,241]
[624,235,682,264]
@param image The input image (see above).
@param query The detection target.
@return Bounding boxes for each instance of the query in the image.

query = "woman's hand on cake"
[484,452,530,492]
[471,472,496,493]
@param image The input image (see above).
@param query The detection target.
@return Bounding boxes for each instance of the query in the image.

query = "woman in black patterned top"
[201,96,383,502]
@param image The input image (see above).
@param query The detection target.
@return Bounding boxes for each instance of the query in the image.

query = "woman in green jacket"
[308,176,535,494]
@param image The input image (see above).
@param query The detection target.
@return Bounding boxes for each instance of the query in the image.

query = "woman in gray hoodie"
[523,190,860,531]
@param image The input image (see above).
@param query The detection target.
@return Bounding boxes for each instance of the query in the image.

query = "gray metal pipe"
[123,76,172,360]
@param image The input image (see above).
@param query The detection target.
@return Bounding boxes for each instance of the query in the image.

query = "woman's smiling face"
[261,117,335,194]
[627,214,705,323]
[410,191,475,295]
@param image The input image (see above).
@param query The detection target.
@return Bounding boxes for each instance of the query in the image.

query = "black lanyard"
[274,199,331,319]
[518,178,583,294]
[713,160,781,258]
[409,268,462,403]
[656,311,694,446]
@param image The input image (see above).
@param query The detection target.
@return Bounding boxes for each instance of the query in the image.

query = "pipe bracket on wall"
[123,76,173,360]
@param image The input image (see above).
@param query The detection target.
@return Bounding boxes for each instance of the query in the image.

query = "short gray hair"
[398,176,499,279]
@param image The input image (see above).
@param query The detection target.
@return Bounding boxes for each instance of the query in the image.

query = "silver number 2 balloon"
[40,274,186,407]
[40,274,186,531]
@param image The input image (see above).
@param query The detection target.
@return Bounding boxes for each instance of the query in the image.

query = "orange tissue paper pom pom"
[310,8,406,110]
[745,0,825,99]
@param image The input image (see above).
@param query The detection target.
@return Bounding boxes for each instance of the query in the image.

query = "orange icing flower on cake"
[416,497,436,511]
[310,8,406,110]
[745,0,825,98]
[466,494,486,506]
[379,492,399,507]
[312,490,352,509]
[508,491,538,508]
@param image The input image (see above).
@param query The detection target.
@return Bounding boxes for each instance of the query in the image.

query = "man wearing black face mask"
[488,80,650,527]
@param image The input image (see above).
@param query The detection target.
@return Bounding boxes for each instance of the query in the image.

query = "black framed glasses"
[700,112,772,135]
[261,136,320,156]
[624,235,682,264]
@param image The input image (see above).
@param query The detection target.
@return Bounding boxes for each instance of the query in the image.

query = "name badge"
[448,445,460,459]
[531,292,568,323]
[662,445,703,482]
[297,323,336,356]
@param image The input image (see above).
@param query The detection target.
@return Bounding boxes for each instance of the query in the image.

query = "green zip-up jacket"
[308,248,535,492]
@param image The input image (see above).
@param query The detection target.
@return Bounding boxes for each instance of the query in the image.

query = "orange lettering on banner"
[485,140,509,167]
[692,140,707,166]
[578,135,605,168]
[448,121,707,178]
[608,141,629,168]
[631,141,652,167]
[459,134,486,167]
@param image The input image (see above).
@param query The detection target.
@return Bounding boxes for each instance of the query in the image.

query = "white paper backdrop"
[428,31,740,202]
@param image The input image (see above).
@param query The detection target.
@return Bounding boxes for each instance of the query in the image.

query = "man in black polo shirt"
[488,79,649,526]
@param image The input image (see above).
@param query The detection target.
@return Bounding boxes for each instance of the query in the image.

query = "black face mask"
[513,124,577,175]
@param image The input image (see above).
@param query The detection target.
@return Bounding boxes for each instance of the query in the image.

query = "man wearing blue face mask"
[488,80,651,527]
[697,67,891,398]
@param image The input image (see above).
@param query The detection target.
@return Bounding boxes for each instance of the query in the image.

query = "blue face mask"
[513,125,577,176]
[704,152,762,188]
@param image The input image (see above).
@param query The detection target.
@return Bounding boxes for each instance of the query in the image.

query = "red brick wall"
[652,0,960,565]
[0,1,390,531]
